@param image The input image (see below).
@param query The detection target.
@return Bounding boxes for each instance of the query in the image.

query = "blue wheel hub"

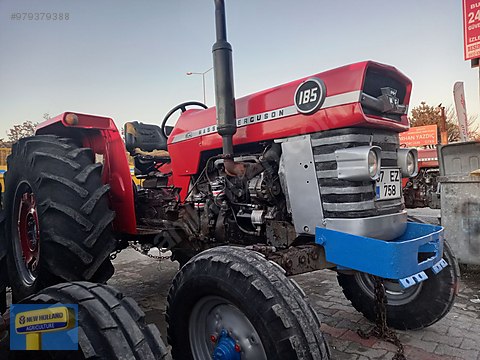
[212,330,241,360]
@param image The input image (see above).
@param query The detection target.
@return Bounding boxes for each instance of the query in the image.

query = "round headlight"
[406,151,416,176]
[368,150,379,178]
[397,148,418,177]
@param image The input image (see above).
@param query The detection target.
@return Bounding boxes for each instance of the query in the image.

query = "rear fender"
[36,112,136,235]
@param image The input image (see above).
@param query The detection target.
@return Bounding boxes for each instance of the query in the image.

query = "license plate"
[375,168,401,200]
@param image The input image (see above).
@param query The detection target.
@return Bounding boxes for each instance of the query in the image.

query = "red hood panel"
[167,61,412,198]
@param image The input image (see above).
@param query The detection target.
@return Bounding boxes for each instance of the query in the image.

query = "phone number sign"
[464,0,480,60]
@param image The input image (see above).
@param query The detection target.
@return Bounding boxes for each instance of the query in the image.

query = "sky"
[0,0,478,137]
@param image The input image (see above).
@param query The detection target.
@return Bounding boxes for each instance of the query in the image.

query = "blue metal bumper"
[316,222,447,288]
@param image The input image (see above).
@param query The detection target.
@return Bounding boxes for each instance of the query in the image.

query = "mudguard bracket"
[431,258,448,274]
[316,222,444,281]
[399,271,428,289]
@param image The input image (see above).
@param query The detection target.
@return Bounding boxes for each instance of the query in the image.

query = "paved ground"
[110,248,480,360]
[406,208,441,225]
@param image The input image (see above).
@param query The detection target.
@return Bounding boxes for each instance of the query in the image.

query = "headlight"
[406,151,415,174]
[368,149,379,178]
[397,148,418,177]
[335,146,382,181]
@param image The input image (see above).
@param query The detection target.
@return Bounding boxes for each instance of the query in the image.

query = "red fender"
[36,112,136,235]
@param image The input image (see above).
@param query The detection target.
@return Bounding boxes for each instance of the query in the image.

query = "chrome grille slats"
[311,128,404,218]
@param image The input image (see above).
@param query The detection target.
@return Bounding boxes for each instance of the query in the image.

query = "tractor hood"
[168,60,412,149]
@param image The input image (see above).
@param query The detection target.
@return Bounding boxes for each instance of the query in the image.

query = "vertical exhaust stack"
[213,0,238,172]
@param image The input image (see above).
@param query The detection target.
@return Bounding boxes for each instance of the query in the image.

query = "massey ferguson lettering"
[237,109,286,126]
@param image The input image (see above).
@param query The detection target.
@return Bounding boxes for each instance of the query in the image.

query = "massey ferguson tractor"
[0,1,459,359]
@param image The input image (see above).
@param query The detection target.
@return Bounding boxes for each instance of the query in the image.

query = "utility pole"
[186,67,213,105]
[439,105,448,144]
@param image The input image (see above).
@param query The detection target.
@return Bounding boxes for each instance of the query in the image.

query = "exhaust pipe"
[213,0,240,175]
[212,0,261,178]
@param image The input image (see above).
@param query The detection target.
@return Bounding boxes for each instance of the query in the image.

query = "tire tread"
[26,282,171,359]
[4,135,116,299]
[337,241,459,330]
[167,246,330,360]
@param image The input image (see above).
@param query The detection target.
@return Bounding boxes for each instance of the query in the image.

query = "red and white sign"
[463,0,480,60]
[399,125,438,148]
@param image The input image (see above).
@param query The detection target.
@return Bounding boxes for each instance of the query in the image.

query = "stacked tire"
[12,282,171,359]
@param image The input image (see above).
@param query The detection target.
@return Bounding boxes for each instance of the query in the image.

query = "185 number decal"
[297,88,318,105]
[294,78,325,114]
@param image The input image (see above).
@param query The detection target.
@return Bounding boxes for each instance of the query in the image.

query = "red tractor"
[0,1,458,359]
[403,148,441,209]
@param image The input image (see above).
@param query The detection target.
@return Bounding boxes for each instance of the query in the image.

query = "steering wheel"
[161,101,208,138]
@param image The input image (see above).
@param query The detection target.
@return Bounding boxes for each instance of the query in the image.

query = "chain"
[109,249,122,260]
[128,242,172,261]
[357,276,406,360]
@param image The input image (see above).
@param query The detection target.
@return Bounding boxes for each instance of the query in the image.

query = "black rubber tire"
[11,282,171,359]
[0,314,8,355]
[4,135,116,300]
[167,246,330,360]
[0,209,7,314]
[0,257,6,314]
[337,241,460,330]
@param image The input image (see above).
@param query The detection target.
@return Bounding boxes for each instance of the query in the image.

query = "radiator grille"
[311,128,404,218]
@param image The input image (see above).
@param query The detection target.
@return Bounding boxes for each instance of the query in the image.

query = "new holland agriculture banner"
[10,304,78,351]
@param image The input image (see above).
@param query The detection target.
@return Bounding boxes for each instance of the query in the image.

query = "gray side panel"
[438,141,480,176]
[440,176,480,265]
[279,135,324,235]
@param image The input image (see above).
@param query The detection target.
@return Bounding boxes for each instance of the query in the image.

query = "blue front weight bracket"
[316,222,447,289]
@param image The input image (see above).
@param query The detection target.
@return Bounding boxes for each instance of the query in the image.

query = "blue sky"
[0,0,477,137]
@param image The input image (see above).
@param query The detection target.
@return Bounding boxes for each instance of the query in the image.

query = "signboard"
[453,82,470,141]
[463,0,480,60]
[10,304,78,351]
[399,125,438,148]
[15,307,74,334]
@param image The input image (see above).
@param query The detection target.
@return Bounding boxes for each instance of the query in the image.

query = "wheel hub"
[355,272,423,306]
[189,296,267,360]
[26,212,38,251]
[16,188,40,281]
[212,330,241,360]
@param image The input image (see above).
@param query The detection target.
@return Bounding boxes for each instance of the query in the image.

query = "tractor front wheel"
[337,241,460,330]
[4,135,116,300]
[167,246,330,360]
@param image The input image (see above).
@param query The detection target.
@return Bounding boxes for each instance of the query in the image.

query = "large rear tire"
[13,282,171,359]
[4,135,116,300]
[337,241,460,330]
[167,246,330,360]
